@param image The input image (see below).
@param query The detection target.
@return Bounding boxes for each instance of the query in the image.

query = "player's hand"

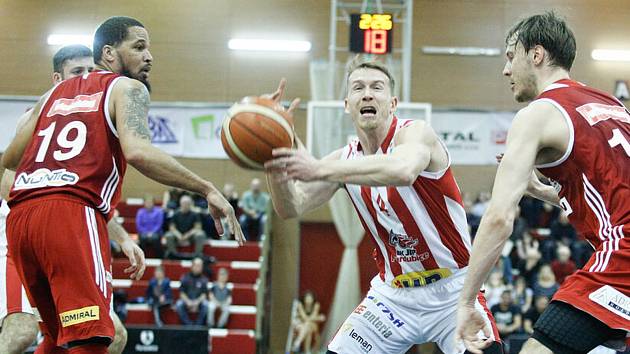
[121,239,146,281]
[454,303,493,354]
[206,189,245,245]
[263,78,301,115]
[264,146,323,182]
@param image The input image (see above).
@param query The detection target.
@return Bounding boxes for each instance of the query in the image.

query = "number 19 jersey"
[10,71,127,219]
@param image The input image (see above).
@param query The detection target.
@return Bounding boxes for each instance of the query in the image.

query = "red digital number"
[363,29,388,54]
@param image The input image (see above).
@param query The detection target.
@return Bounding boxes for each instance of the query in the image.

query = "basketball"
[221,96,294,170]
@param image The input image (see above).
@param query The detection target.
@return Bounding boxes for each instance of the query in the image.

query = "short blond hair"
[346,56,395,93]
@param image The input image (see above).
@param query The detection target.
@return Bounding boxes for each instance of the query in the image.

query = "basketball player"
[0,44,144,354]
[264,60,501,353]
[1,17,243,354]
[455,12,629,354]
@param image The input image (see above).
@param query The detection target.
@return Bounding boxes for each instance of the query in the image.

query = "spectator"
[136,194,164,257]
[512,275,533,314]
[175,258,209,325]
[491,290,523,340]
[549,211,577,245]
[163,188,185,212]
[146,266,172,327]
[515,232,543,285]
[550,244,576,285]
[207,268,232,328]
[164,195,207,259]
[484,270,508,308]
[238,178,270,241]
[220,184,240,240]
[523,296,549,334]
[292,290,326,353]
[536,202,559,228]
[532,264,559,298]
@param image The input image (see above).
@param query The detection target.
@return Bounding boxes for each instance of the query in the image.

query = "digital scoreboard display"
[349,13,393,54]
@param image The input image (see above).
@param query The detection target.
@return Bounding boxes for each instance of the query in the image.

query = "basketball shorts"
[328,268,501,354]
[552,237,630,332]
[0,200,34,327]
[6,195,114,346]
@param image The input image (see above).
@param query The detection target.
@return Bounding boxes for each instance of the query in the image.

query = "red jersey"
[9,71,127,219]
[341,117,471,288]
[535,79,630,271]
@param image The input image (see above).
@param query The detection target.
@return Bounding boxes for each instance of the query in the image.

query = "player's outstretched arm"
[265,143,342,219]
[107,219,146,281]
[267,120,434,187]
[111,78,244,244]
[455,103,565,353]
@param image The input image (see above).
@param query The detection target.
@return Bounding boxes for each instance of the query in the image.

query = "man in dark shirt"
[208,268,232,328]
[175,258,208,325]
[164,195,207,259]
[491,290,523,339]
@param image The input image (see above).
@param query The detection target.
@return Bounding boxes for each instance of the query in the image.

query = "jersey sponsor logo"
[13,168,79,190]
[392,268,453,288]
[47,92,103,117]
[388,230,428,263]
[347,328,373,352]
[589,285,630,321]
[59,305,99,327]
[366,295,405,328]
[361,310,393,339]
[576,103,630,126]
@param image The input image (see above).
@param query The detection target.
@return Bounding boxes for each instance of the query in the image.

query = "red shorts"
[6,195,114,346]
[0,200,34,326]
[553,236,630,331]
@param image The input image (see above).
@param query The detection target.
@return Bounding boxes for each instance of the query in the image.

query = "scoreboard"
[349,13,393,54]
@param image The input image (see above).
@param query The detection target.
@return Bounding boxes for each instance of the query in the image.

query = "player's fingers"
[271,78,287,101]
[287,98,301,114]
[136,250,146,280]
[214,218,224,236]
[271,147,294,157]
[463,339,483,354]
[482,323,492,339]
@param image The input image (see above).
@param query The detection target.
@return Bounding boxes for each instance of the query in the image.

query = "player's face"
[503,38,538,103]
[117,26,153,91]
[53,56,95,85]
[345,68,397,132]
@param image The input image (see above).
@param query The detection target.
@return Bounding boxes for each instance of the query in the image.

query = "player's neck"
[95,63,116,73]
[357,115,393,154]
[536,69,570,96]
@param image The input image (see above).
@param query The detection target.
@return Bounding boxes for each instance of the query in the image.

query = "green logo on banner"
[191,114,215,140]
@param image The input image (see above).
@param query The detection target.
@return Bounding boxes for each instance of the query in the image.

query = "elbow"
[483,210,514,240]
[124,148,146,168]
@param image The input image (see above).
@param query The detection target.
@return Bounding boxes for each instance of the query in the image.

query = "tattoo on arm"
[124,85,151,140]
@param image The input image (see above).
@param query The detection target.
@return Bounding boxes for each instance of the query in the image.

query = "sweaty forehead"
[348,68,389,84]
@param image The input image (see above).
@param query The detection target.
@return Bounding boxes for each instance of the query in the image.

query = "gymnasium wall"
[2,1,630,212]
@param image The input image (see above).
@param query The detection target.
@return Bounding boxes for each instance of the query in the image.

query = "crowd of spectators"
[465,191,595,353]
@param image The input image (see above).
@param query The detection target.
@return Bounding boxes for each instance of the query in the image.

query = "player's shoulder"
[394,118,435,144]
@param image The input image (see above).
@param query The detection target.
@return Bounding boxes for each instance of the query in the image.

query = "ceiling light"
[591,49,630,62]
[47,34,93,47]
[422,46,500,56]
[228,39,311,52]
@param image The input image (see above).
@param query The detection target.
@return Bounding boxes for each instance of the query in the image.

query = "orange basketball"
[221,96,294,170]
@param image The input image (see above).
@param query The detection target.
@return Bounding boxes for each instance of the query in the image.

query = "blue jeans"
[175,298,208,325]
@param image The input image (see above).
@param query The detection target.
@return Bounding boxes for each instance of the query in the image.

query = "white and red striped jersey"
[341,117,472,287]
[9,71,127,220]
[535,79,630,272]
